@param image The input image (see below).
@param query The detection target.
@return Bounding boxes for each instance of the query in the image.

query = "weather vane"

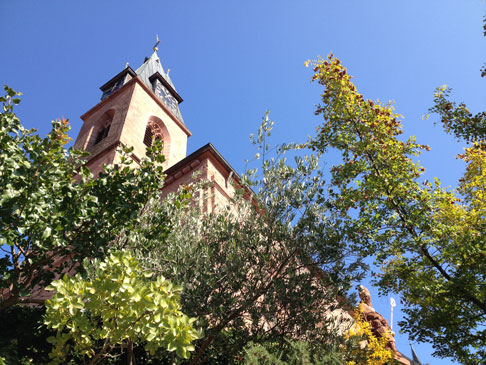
[153,34,160,52]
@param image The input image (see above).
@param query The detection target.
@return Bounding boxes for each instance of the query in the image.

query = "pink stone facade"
[357,286,411,365]
[74,78,191,176]
[119,81,189,169]
[74,81,135,173]
[74,71,236,213]
[163,146,237,214]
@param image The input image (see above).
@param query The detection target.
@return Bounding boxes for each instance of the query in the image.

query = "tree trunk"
[127,340,135,365]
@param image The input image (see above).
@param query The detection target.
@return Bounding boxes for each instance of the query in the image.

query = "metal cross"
[153,34,160,52]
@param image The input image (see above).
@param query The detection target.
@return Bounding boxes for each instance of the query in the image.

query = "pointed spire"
[410,343,422,365]
[132,37,184,123]
[135,51,166,87]
[135,40,177,91]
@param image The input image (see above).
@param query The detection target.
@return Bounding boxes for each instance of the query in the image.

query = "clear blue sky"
[1,1,484,363]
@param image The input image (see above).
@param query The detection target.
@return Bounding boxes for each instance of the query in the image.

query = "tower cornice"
[99,67,137,92]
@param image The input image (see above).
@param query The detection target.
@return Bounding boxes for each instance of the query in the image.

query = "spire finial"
[153,34,160,52]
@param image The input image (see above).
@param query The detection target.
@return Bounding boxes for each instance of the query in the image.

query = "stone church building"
[72,47,417,365]
[74,48,237,212]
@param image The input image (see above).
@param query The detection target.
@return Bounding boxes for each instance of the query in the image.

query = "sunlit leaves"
[44,250,199,363]
[346,304,394,365]
[428,85,486,143]
[307,55,486,362]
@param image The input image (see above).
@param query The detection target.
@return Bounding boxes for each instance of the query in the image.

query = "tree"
[0,86,167,310]
[240,302,395,365]
[345,304,394,365]
[124,116,366,363]
[242,339,346,365]
[44,250,199,364]
[1,85,361,364]
[307,54,486,363]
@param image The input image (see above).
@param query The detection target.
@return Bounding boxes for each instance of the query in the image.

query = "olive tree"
[126,116,365,364]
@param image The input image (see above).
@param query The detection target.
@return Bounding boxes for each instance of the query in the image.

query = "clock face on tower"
[155,82,178,114]
[101,78,125,100]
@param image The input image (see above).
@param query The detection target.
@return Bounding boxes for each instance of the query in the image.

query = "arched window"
[143,120,163,147]
[94,124,110,144]
[92,109,115,146]
[142,117,171,161]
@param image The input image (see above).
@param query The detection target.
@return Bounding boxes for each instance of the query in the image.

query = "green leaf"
[42,227,52,239]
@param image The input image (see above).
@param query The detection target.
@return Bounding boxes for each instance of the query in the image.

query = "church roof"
[165,143,239,181]
[97,46,185,124]
[135,51,176,91]
[134,50,185,124]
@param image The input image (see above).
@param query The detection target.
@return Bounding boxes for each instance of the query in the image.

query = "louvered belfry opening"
[143,126,154,147]
[143,121,164,151]
[94,124,111,145]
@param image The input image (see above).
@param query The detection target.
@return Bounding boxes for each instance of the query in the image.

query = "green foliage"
[0,86,167,310]
[428,85,486,143]
[125,115,365,363]
[44,250,199,364]
[243,340,347,365]
[307,54,486,363]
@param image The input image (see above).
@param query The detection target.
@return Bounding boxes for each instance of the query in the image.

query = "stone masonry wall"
[120,82,188,170]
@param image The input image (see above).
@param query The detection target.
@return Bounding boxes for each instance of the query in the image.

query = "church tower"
[74,44,191,176]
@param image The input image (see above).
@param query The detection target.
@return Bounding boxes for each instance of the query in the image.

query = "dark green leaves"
[0,87,168,311]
